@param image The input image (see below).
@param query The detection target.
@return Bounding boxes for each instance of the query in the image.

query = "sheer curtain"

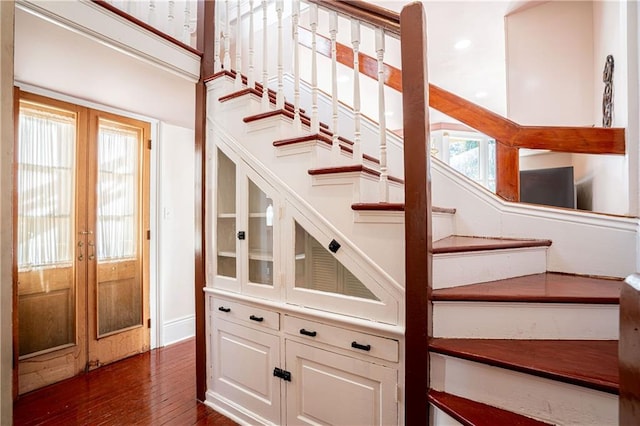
[17,106,75,269]
[97,122,139,261]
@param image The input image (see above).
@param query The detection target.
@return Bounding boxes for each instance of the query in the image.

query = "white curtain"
[97,122,138,261]
[17,107,75,269]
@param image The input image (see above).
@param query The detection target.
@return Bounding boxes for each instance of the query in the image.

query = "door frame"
[12,83,162,396]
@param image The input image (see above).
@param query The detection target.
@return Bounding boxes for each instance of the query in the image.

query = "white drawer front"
[284,315,398,362]
[212,298,280,331]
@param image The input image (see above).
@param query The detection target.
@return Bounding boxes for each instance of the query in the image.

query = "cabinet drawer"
[212,298,280,331]
[284,316,398,363]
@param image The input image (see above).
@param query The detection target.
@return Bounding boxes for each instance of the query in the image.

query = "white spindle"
[261,0,269,109]
[168,0,175,37]
[148,0,156,26]
[224,0,231,70]
[183,1,191,45]
[292,0,301,128]
[276,0,284,109]
[125,1,133,15]
[214,2,221,72]
[248,0,255,88]
[351,20,362,162]
[376,28,388,202]
[330,12,340,160]
[310,4,319,133]
[235,0,242,88]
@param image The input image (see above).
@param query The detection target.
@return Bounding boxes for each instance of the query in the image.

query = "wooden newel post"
[620,273,640,424]
[400,2,432,424]
[496,142,519,202]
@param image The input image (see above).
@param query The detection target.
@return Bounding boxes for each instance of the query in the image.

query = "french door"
[14,92,150,394]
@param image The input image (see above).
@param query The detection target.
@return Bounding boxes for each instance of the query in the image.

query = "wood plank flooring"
[13,339,237,425]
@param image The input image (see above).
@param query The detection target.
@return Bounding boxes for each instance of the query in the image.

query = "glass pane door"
[248,179,274,286]
[17,102,77,356]
[95,119,142,337]
[216,149,237,279]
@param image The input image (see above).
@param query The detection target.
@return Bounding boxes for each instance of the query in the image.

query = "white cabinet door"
[285,340,398,426]
[211,318,282,424]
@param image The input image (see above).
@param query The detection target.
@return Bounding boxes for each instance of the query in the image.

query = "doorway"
[14,92,151,394]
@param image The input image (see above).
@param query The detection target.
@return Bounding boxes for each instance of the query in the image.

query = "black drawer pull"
[299,329,317,337]
[249,315,264,322]
[351,341,371,351]
[218,306,231,313]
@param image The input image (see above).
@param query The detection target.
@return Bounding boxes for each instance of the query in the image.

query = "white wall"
[506,1,594,126]
[158,123,196,345]
[14,7,195,128]
[0,2,14,423]
[14,7,198,347]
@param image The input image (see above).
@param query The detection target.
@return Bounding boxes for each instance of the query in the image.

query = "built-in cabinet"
[206,142,401,425]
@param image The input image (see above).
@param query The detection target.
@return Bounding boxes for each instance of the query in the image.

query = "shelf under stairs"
[207,71,623,425]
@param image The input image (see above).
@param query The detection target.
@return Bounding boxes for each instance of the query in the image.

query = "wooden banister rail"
[307,0,400,36]
[620,273,640,425]
[297,8,626,201]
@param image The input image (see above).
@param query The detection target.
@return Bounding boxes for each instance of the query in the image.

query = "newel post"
[496,142,519,201]
[620,273,640,424]
[400,3,432,424]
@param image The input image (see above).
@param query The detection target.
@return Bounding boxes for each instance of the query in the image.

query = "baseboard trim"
[162,315,195,346]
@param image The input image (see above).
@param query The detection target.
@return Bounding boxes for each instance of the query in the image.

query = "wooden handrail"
[620,273,640,425]
[298,13,626,201]
[307,0,400,36]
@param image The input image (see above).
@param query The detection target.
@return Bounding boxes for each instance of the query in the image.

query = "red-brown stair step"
[433,272,622,304]
[429,389,552,426]
[351,203,456,214]
[308,165,404,184]
[429,339,619,394]
[433,235,551,254]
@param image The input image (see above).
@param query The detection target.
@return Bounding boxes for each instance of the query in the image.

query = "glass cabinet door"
[247,179,274,287]
[216,149,237,282]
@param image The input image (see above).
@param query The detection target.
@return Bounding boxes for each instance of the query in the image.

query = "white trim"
[16,0,200,83]
[162,314,195,346]
[15,82,163,349]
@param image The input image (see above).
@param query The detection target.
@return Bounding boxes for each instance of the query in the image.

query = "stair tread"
[351,202,456,214]
[272,135,377,163]
[433,272,622,303]
[308,165,404,184]
[429,389,552,426]
[433,235,551,254]
[430,338,618,394]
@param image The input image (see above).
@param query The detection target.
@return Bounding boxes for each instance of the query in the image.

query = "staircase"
[206,69,633,425]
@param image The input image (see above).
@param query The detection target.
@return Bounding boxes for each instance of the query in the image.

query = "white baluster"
[261,0,269,110]
[276,0,284,109]
[330,11,340,160]
[168,0,175,37]
[292,0,301,128]
[183,1,191,45]
[235,0,242,88]
[148,0,156,27]
[248,0,255,89]
[351,20,362,162]
[310,4,319,133]
[224,0,231,70]
[376,28,388,202]
[125,1,133,15]
[214,1,221,72]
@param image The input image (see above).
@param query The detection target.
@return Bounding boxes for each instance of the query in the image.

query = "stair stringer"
[432,157,639,278]
[208,122,404,326]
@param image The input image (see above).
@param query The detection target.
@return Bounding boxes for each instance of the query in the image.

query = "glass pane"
[96,120,142,336]
[248,180,273,285]
[217,150,236,278]
[17,102,77,357]
[449,138,480,181]
[294,222,378,301]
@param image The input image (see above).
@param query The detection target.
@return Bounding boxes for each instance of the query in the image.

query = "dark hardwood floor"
[14,339,237,425]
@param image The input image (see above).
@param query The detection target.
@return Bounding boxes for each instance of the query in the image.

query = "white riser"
[429,405,463,426]
[434,247,548,289]
[430,353,618,425]
[433,302,619,339]
[353,210,455,242]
